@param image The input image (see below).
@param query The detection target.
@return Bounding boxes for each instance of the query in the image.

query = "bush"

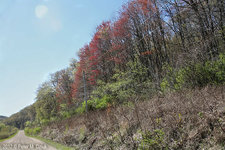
[76,95,112,114]
[50,117,59,122]
[25,121,32,127]
[33,127,41,135]
[160,65,186,92]
[0,123,18,140]
[187,53,225,87]
[161,53,225,91]
[24,127,41,136]
[75,99,95,114]
[0,132,10,139]
[40,119,49,126]
[92,59,151,102]
[92,78,135,102]
[139,129,167,150]
[60,111,72,119]
[0,123,6,130]
[95,95,112,109]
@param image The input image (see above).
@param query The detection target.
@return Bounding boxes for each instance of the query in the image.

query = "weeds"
[40,86,225,149]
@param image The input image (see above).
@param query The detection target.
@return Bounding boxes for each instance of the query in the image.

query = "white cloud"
[35,4,63,32]
[35,5,48,19]
[50,18,62,32]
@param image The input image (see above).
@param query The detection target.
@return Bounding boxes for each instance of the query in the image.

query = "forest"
[2,0,225,149]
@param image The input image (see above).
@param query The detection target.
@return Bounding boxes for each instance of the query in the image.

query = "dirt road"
[0,131,56,150]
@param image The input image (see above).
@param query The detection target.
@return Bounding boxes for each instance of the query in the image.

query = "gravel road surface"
[0,131,56,150]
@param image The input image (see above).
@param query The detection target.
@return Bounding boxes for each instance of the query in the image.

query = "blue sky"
[0,0,128,117]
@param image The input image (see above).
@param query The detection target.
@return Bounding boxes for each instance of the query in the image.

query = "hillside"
[3,105,35,129]
[3,0,225,149]
[0,116,7,121]
[40,86,225,149]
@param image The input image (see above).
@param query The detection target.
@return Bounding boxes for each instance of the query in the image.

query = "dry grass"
[41,86,225,149]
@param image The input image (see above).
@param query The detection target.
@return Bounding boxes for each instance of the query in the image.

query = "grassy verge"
[26,134,76,150]
[0,130,18,142]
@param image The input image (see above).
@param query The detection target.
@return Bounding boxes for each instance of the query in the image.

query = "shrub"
[92,58,151,102]
[76,95,112,114]
[33,127,41,135]
[187,53,225,87]
[50,117,59,122]
[160,65,186,92]
[0,132,10,139]
[92,78,135,102]
[161,53,225,91]
[139,129,167,150]
[95,95,112,109]
[0,124,18,140]
[25,121,32,127]
[0,123,6,130]
[24,127,41,136]
[75,105,85,114]
[40,119,49,126]
[60,111,72,119]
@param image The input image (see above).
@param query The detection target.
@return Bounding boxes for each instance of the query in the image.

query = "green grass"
[0,130,19,142]
[27,134,77,150]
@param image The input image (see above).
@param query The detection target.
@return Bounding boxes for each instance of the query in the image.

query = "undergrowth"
[0,123,18,141]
